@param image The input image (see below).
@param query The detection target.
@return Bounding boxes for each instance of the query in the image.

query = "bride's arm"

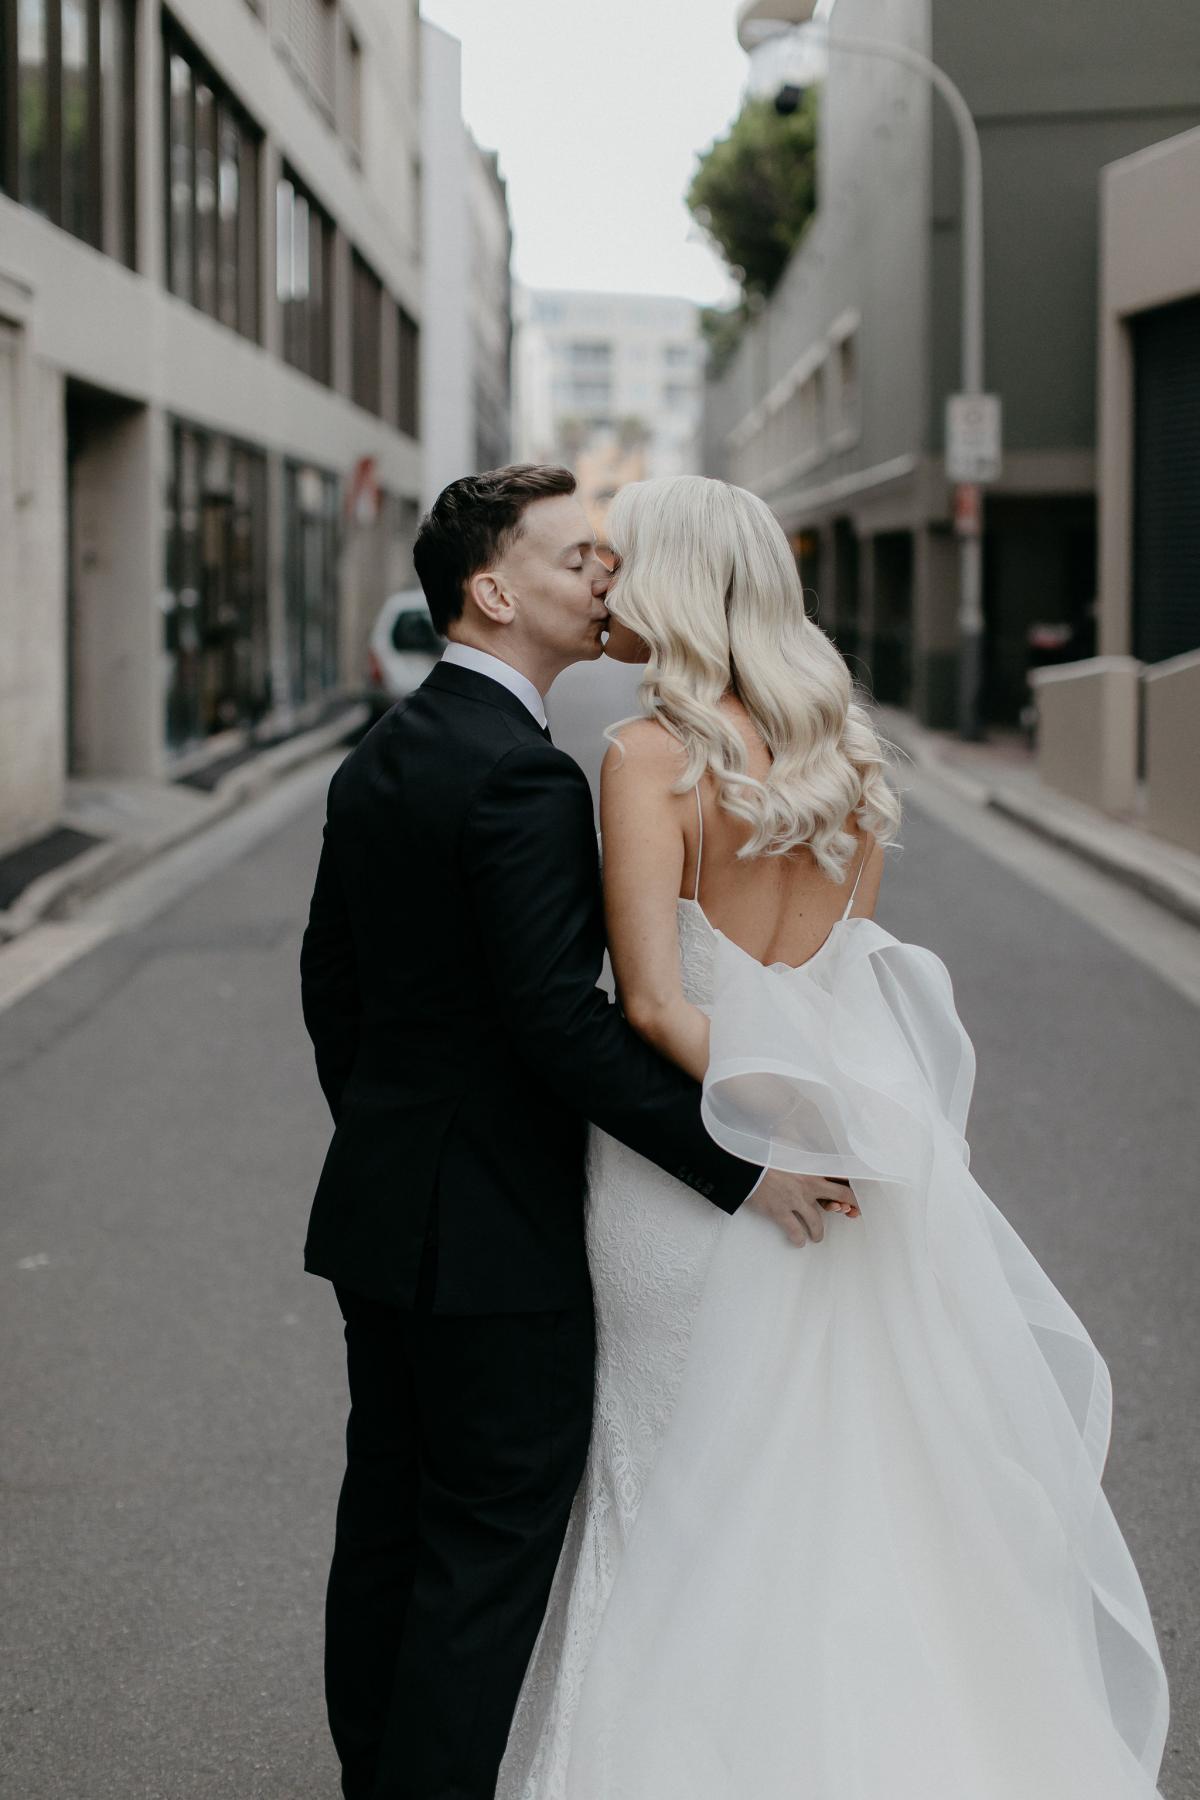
[600,722,711,1084]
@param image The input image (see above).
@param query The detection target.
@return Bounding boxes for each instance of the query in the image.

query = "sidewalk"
[876,705,1200,930]
[0,704,366,946]
[2,697,1196,948]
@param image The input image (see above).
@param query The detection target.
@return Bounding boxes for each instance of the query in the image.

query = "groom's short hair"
[413,464,577,635]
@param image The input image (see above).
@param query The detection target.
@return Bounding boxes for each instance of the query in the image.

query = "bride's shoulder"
[601,717,688,786]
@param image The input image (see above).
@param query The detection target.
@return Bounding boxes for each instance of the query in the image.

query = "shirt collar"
[439,643,549,730]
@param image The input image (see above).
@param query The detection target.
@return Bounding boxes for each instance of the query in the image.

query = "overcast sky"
[419,0,752,305]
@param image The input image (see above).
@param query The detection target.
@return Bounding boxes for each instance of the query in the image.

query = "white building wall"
[516,289,705,479]
[0,0,424,852]
[420,22,472,508]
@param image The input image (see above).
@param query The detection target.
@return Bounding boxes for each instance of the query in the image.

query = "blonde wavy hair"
[603,476,901,880]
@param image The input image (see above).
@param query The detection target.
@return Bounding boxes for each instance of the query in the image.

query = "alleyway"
[1,707,1197,1798]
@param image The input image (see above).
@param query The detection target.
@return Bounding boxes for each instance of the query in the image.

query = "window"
[164,22,260,340]
[277,165,333,383]
[163,421,270,750]
[351,250,383,414]
[662,381,694,410]
[1,0,136,264]
[396,301,419,438]
[663,343,692,367]
[284,460,340,706]
[571,380,611,409]
[280,0,335,115]
[391,608,440,655]
[338,19,362,157]
[832,324,861,445]
[567,340,611,369]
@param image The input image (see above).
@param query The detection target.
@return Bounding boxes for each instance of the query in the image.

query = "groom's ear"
[466,567,516,626]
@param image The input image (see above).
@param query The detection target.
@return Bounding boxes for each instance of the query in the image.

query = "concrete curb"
[876,707,1200,931]
[0,705,365,946]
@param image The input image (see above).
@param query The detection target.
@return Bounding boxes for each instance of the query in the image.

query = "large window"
[279,0,335,115]
[1,0,136,264]
[163,421,270,751]
[276,164,333,384]
[284,461,340,706]
[396,301,418,438]
[164,20,260,340]
[351,249,382,415]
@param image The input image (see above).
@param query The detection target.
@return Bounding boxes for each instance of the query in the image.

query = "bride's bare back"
[600,698,885,1087]
[679,697,883,969]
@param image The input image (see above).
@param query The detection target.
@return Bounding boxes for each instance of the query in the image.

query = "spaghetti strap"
[841,839,869,920]
[692,784,704,903]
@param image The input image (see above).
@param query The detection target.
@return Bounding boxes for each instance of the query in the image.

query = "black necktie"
[540,722,553,745]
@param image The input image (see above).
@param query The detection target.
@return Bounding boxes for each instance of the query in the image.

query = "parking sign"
[946,394,1002,483]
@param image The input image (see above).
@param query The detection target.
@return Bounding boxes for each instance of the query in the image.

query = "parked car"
[366,589,444,720]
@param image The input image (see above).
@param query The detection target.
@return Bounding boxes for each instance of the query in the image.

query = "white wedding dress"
[497,817,1169,1800]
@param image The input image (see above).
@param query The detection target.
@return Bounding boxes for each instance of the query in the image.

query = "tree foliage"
[688,91,819,302]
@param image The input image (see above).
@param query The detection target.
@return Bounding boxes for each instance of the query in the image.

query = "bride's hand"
[820,1178,861,1219]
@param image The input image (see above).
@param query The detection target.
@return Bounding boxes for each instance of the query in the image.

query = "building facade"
[419,21,512,511]
[709,0,1200,729]
[516,289,704,527]
[0,0,423,855]
[1029,125,1200,852]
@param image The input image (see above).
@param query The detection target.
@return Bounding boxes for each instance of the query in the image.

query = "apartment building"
[0,0,423,854]
[708,0,1200,730]
[516,289,704,526]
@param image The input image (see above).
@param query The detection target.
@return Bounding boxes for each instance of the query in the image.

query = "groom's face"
[494,494,612,667]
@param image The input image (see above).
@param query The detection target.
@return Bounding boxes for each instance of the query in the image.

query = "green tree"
[688,91,819,302]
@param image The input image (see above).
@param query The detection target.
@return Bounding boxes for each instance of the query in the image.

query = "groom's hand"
[747,1171,860,1245]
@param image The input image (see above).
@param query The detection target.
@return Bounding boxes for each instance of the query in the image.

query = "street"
[1,695,1198,1799]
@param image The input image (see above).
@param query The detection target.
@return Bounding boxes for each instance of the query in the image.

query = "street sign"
[946,393,1002,483]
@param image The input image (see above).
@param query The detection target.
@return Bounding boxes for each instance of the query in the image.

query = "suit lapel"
[422,661,547,738]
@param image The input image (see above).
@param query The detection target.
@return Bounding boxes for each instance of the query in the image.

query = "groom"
[300,464,822,1799]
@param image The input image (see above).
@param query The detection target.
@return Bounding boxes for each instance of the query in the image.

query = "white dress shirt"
[439,642,549,731]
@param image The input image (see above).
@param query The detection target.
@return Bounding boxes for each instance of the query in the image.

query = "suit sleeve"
[300,809,362,1125]
[460,743,758,1213]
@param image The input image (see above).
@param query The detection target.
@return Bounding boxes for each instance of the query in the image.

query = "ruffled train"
[554,917,1167,1797]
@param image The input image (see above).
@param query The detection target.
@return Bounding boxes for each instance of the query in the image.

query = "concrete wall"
[1097,125,1200,657]
[707,0,933,529]
[0,302,67,849]
[67,401,162,781]
[930,0,1200,485]
[420,23,472,508]
[1143,651,1200,853]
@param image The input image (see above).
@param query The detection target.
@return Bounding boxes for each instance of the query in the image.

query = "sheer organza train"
[498,904,1169,1800]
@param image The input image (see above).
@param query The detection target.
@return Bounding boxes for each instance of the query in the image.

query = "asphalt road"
[2,685,1198,1798]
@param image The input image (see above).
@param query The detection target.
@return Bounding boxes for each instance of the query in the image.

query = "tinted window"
[391,609,440,654]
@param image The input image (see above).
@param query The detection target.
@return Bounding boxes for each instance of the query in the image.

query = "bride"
[497,475,1169,1799]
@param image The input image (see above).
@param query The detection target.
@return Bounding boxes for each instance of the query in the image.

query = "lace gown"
[497,874,1168,1799]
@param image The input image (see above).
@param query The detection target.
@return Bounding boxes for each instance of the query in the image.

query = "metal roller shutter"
[1132,294,1200,665]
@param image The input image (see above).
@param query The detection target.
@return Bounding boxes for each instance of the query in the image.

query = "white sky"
[418,0,752,305]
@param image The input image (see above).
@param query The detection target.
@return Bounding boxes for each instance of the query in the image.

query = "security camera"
[774,83,805,116]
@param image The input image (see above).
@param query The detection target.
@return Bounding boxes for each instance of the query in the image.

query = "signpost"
[946,395,1001,735]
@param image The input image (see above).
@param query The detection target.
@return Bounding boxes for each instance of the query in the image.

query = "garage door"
[1133,294,1200,664]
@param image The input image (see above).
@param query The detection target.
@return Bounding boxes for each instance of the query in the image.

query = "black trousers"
[326,1232,595,1800]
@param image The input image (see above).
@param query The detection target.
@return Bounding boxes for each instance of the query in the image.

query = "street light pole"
[759,20,987,737]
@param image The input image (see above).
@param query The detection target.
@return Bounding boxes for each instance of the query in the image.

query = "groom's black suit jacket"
[300,661,756,1313]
